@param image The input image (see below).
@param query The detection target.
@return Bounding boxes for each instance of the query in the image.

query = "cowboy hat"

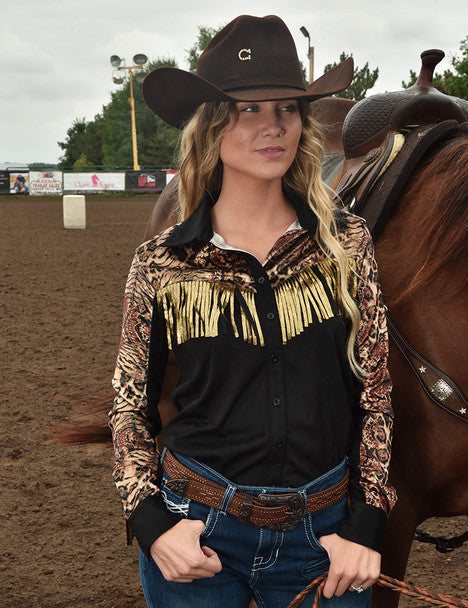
[143,15,354,128]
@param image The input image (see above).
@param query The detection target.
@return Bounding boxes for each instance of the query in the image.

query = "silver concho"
[430,379,453,401]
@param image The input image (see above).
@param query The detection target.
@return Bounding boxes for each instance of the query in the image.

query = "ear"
[309,97,356,153]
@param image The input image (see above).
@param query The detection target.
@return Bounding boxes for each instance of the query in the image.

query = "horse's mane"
[392,130,468,303]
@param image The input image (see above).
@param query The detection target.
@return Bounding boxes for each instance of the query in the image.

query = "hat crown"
[197,15,306,93]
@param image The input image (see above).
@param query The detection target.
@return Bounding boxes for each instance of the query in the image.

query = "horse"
[322,49,468,608]
[54,51,468,608]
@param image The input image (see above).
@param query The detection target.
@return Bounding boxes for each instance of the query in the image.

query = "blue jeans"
[140,450,371,608]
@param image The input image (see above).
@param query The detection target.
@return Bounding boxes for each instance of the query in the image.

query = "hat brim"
[143,57,354,129]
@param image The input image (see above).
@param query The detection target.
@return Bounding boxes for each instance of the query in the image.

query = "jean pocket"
[303,515,329,553]
[188,499,217,538]
[300,556,330,579]
[303,495,347,553]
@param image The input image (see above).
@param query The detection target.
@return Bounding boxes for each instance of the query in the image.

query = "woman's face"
[219,100,302,185]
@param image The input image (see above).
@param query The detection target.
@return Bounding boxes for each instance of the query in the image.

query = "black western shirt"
[110,193,397,555]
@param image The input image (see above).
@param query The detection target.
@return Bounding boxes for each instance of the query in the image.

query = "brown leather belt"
[163,451,349,532]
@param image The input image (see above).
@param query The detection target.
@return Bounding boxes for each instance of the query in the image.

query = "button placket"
[243,252,287,484]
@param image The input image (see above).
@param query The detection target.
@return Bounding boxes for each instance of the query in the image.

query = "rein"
[286,573,468,608]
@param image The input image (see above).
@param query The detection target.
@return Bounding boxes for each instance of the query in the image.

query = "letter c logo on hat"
[238,48,251,61]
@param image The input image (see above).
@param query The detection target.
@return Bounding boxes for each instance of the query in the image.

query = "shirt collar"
[162,188,318,247]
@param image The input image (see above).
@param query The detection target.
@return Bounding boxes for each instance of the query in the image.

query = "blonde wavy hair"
[178,100,364,377]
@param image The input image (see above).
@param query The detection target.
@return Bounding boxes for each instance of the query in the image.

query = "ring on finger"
[351,584,364,593]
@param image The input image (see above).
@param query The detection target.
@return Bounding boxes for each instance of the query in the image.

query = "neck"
[212,174,295,235]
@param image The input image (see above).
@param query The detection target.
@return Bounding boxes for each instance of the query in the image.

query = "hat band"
[224,84,307,94]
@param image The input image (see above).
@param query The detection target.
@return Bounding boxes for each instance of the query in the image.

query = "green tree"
[58,56,180,169]
[324,52,379,101]
[402,37,468,100]
[99,57,180,167]
[58,116,104,168]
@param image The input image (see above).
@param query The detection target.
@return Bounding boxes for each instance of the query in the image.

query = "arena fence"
[0,169,178,196]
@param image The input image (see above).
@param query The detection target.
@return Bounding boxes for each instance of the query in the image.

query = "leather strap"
[163,451,349,532]
[386,311,468,423]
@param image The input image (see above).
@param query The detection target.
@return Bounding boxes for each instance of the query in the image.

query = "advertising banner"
[166,170,178,184]
[63,172,126,192]
[0,171,9,194]
[30,171,63,195]
[10,173,30,194]
[125,171,166,193]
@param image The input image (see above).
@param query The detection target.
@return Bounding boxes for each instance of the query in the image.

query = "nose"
[262,108,285,137]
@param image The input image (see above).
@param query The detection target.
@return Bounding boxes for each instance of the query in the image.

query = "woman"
[110,15,396,608]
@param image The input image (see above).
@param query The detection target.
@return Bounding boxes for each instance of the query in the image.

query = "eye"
[239,104,260,113]
[279,103,298,113]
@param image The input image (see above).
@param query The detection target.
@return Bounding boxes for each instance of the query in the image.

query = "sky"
[1,0,466,165]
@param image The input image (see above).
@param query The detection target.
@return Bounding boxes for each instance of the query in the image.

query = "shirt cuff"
[338,501,387,552]
[128,493,182,557]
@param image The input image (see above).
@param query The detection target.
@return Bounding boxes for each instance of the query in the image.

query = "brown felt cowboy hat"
[143,15,354,129]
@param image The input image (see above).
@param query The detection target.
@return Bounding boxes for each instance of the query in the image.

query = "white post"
[63,195,86,229]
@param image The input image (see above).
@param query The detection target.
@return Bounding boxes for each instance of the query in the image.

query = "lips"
[256,146,285,158]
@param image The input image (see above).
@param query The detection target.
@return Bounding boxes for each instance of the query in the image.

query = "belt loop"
[298,489,308,517]
[218,484,236,515]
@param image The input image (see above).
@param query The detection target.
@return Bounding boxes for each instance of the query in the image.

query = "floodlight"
[110,55,122,67]
[112,75,124,84]
[135,71,147,84]
[133,53,148,66]
[300,26,310,39]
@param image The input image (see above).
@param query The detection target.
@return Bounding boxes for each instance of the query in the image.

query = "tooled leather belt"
[163,451,349,533]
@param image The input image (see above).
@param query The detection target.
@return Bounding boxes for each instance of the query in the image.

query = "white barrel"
[63,195,86,229]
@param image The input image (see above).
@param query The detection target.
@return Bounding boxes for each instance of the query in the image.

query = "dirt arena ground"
[1,195,466,607]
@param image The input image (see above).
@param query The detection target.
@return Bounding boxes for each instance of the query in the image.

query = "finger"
[349,581,365,593]
[201,546,223,572]
[336,574,356,597]
[322,573,339,599]
[164,564,219,581]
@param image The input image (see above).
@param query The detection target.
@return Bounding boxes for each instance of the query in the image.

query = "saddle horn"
[416,49,445,89]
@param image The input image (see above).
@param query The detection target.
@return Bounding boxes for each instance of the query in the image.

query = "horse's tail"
[51,395,113,444]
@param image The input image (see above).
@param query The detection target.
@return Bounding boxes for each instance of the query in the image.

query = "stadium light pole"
[110,54,149,171]
[300,26,314,84]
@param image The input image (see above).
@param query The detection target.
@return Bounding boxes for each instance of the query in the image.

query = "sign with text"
[63,172,125,192]
[125,171,166,193]
[30,171,63,195]
[166,170,178,184]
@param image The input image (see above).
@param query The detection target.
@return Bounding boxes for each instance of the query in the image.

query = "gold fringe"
[156,259,357,349]
[156,281,265,349]
[275,258,357,344]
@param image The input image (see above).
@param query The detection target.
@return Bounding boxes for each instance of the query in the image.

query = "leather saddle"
[342,49,468,159]
[333,49,468,239]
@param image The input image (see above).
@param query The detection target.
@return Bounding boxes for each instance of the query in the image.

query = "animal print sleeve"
[109,251,179,554]
[339,223,398,551]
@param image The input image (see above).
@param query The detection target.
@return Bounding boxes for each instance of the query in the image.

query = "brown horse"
[358,126,467,608]
[55,64,468,607]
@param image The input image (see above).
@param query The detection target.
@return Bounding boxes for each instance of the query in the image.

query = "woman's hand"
[150,519,222,583]
[318,533,380,598]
